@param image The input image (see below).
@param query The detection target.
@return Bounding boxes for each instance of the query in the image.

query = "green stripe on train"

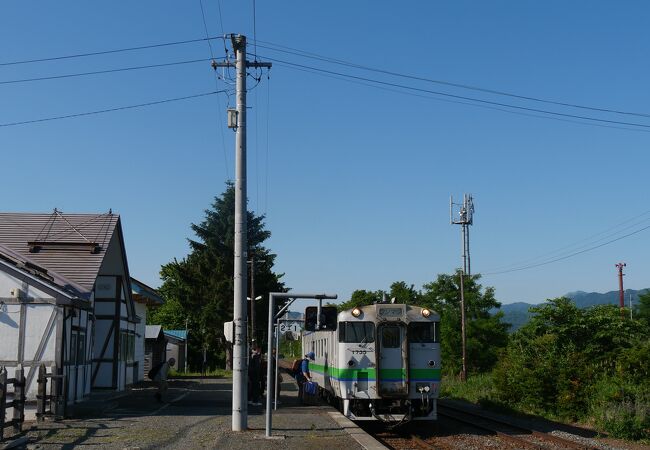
[308,363,440,381]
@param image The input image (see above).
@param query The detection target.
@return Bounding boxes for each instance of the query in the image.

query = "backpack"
[148,361,164,380]
[290,358,303,375]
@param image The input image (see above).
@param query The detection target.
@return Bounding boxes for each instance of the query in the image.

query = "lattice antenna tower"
[450,194,475,275]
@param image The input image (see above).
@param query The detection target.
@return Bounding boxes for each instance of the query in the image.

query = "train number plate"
[378,307,403,318]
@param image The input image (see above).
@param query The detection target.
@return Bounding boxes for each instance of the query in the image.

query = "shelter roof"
[164,329,188,341]
[131,277,164,306]
[0,210,119,295]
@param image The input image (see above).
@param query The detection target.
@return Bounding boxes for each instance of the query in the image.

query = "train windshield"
[408,322,439,343]
[338,322,375,343]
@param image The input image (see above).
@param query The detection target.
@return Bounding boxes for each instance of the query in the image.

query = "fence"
[0,366,25,441]
[36,364,65,422]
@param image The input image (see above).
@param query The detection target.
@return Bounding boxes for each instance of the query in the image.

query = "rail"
[0,366,25,441]
[36,363,65,422]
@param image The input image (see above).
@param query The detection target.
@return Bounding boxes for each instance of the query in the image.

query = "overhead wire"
[253,39,650,120]
[198,0,231,179]
[254,54,650,132]
[0,91,224,128]
[0,58,212,86]
[483,223,650,275]
[0,37,224,67]
[484,209,650,273]
[261,56,650,134]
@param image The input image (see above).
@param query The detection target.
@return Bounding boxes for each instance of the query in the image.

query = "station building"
[0,210,153,410]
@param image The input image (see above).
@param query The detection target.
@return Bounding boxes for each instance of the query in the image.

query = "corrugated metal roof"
[0,243,89,300]
[0,211,119,295]
[164,329,188,341]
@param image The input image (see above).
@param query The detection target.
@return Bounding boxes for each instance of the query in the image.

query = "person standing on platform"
[248,345,262,406]
[296,351,314,404]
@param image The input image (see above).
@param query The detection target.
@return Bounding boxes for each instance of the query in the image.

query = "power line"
[485,210,650,273]
[253,40,650,120]
[0,37,224,67]
[257,54,650,131]
[483,223,650,275]
[0,58,211,86]
[0,91,223,128]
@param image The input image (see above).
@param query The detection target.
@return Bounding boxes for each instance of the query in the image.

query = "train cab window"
[304,306,338,331]
[339,322,375,343]
[381,326,400,348]
[408,322,439,343]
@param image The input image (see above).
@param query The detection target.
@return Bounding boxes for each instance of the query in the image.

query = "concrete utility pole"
[248,257,265,344]
[451,194,475,382]
[214,34,272,432]
[616,262,626,316]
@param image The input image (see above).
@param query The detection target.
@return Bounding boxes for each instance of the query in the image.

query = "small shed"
[164,330,188,373]
[144,325,166,379]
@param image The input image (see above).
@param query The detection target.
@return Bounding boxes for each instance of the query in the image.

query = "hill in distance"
[495,288,649,331]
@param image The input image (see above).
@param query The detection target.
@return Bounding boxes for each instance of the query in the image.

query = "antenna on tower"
[451,194,475,275]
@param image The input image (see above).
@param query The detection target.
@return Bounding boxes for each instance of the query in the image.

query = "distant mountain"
[494,288,648,332]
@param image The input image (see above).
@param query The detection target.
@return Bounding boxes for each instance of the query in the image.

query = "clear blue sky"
[2,1,649,306]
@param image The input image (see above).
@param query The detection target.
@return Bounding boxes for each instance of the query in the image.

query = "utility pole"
[616,262,626,317]
[214,34,272,432]
[248,257,265,344]
[451,194,475,382]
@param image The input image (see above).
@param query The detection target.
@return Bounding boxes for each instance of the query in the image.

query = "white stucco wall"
[134,301,147,382]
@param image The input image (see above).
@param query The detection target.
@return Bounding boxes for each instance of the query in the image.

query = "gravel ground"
[15,378,363,450]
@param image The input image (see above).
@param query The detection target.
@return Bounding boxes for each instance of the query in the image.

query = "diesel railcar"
[302,303,441,423]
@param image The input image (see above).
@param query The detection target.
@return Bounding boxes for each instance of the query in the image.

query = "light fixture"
[351,307,362,317]
[421,308,431,318]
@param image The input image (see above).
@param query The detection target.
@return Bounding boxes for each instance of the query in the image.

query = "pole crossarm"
[212,62,272,69]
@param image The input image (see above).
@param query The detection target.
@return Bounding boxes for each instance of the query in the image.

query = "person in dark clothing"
[296,351,315,403]
[248,345,262,405]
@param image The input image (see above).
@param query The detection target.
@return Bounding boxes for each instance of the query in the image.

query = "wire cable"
[0,91,224,128]
[256,54,650,131]
[0,58,211,86]
[483,223,650,275]
[484,209,650,273]
[253,40,650,120]
[0,37,224,67]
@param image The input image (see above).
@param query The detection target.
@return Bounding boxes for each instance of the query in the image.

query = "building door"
[377,324,408,397]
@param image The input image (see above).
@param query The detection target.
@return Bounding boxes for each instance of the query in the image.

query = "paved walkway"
[15,376,380,449]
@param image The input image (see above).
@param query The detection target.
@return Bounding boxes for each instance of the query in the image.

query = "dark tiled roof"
[0,211,119,295]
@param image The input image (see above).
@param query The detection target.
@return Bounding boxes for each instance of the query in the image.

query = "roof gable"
[0,211,119,295]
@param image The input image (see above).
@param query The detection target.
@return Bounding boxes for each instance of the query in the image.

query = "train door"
[377,323,408,396]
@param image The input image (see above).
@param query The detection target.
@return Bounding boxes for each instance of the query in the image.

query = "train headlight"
[351,308,362,318]
[421,308,431,318]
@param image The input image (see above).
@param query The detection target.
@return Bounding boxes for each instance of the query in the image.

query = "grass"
[169,368,232,378]
[440,372,498,404]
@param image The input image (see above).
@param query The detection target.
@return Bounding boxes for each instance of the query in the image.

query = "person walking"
[248,345,262,406]
[296,351,314,404]
[153,357,175,402]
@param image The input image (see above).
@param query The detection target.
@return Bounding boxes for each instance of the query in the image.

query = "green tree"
[337,289,383,311]
[637,290,650,323]
[151,182,285,371]
[420,272,509,375]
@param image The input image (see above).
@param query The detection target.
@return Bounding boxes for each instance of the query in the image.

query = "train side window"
[408,322,439,343]
[339,322,375,343]
[381,326,400,348]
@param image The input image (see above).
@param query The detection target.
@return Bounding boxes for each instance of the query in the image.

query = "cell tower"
[451,194,475,275]
[450,194,475,382]
[616,262,626,315]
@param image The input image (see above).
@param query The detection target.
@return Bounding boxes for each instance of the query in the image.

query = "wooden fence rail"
[0,366,25,441]
[36,364,65,422]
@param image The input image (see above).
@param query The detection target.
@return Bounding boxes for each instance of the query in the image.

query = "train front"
[338,304,440,422]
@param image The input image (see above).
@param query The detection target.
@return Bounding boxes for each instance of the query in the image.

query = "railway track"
[361,402,602,450]
[437,402,598,449]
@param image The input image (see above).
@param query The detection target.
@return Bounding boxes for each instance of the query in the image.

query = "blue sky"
[2,1,649,306]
